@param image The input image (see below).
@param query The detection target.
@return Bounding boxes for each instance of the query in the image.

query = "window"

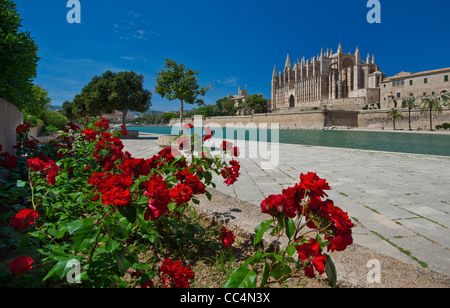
[409,80,413,86]
[432,91,435,96]
[397,92,401,98]
[445,75,449,82]
[424,78,428,84]
[409,93,414,97]
[423,92,427,97]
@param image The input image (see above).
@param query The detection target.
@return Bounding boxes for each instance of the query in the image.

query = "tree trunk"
[393,118,396,131]
[429,107,433,131]
[408,109,411,131]
[122,110,128,127]
[180,99,184,134]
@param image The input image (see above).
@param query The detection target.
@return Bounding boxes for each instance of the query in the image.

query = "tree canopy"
[72,70,152,125]
[0,0,39,112]
[155,59,210,129]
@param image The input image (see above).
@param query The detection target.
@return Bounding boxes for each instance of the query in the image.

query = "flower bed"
[0,119,353,288]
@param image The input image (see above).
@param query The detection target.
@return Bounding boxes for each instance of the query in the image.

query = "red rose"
[299,172,330,198]
[101,187,132,207]
[16,122,32,134]
[120,125,128,136]
[143,174,171,221]
[260,194,295,218]
[160,258,195,288]
[9,256,34,274]
[295,238,327,278]
[11,209,40,230]
[220,160,240,186]
[0,152,17,170]
[220,227,236,249]
[94,118,110,130]
[183,123,193,129]
[232,146,240,157]
[66,122,80,132]
[221,140,233,152]
[177,136,190,150]
[203,127,214,141]
[169,183,193,206]
[83,129,98,141]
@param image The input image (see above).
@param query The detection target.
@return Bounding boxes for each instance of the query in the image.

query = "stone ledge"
[158,135,178,148]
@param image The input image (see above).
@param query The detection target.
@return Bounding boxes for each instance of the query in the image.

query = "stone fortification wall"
[171,108,450,131]
[0,97,23,154]
[359,108,450,130]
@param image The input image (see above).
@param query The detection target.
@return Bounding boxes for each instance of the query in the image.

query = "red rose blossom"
[295,238,327,278]
[11,209,40,230]
[160,258,195,288]
[220,227,236,249]
[9,256,34,274]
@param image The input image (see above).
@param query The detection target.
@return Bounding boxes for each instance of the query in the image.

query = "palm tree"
[420,96,443,131]
[387,108,404,130]
[402,97,417,131]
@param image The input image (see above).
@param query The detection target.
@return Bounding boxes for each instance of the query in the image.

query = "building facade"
[380,68,450,109]
[271,45,385,111]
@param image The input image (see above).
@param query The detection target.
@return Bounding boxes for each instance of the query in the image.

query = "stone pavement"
[122,132,450,278]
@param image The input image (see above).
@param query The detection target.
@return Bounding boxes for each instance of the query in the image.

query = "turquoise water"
[127,126,450,157]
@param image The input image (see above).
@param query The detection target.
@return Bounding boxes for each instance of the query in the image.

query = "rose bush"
[223,172,354,288]
[0,119,241,288]
[1,119,352,288]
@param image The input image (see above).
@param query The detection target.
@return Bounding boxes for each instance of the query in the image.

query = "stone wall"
[359,108,450,130]
[171,108,450,131]
[0,97,23,154]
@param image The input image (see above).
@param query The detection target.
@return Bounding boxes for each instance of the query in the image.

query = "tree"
[387,108,404,130]
[62,100,76,122]
[72,70,152,126]
[243,94,268,114]
[420,96,443,131]
[0,0,39,110]
[155,59,211,132]
[402,97,417,131]
[109,71,152,126]
[73,71,116,118]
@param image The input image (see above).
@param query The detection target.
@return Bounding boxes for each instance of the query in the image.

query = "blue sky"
[15,0,450,112]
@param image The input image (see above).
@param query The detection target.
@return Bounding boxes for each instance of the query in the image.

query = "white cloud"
[114,10,157,41]
[214,76,239,87]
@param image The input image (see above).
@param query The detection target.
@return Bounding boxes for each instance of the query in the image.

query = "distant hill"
[48,105,62,111]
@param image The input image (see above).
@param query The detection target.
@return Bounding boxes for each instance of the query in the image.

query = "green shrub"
[40,109,68,130]
[45,125,59,133]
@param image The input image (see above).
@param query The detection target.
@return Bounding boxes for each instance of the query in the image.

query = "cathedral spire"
[285,53,291,69]
[355,46,361,64]
[372,54,376,65]
[272,65,277,78]
[366,53,371,64]
[337,43,343,54]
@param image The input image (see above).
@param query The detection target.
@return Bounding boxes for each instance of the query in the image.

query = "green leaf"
[105,239,120,253]
[324,253,337,288]
[253,219,273,248]
[73,224,99,252]
[43,258,75,281]
[270,263,292,282]
[286,244,297,258]
[118,205,137,224]
[284,217,295,240]
[260,259,270,288]
[68,217,95,235]
[222,266,257,288]
[16,180,26,188]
